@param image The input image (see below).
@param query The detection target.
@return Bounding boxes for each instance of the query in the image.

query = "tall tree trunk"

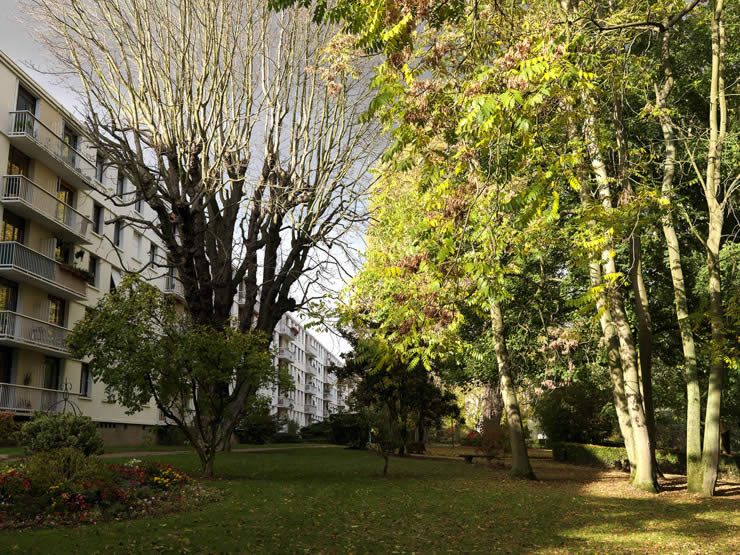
[700,0,727,498]
[490,301,535,479]
[584,117,658,492]
[630,235,659,477]
[654,28,703,492]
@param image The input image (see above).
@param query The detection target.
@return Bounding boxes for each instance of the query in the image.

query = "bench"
[459,454,501,464]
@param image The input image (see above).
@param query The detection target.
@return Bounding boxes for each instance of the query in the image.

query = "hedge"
[552,442,739,478]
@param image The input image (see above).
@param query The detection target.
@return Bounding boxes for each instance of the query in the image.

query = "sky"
[0,1,354,358]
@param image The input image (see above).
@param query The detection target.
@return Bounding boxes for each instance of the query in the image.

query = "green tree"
[68,275,276,476]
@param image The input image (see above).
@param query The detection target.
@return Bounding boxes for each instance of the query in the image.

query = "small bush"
[272,432,301,443]
[20,413,104,456]
[0,412,19,447]
[234,398,281,444]
[551,442,740,478]
[300,420,332,441]
[461,430,481,447]
[406,441,425,454]
[328,412,368,449]
[156,425,189,446]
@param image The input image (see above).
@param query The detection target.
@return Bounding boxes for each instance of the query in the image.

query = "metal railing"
[305,382,319,395]
[277,348,295,363]
[164,275,185,298]
[0,382,77,413]
[2,175,92,240]
[8,111,98,187]
[304,403,317,414]
[0,241,87,297]
[306,344,318,359]
[0,310,71,353]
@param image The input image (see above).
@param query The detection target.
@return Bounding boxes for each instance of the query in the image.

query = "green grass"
[1,447,738,554]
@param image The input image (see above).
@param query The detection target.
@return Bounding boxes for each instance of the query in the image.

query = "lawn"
[1,447,738,554]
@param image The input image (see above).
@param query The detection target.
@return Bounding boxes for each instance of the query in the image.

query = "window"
[113,221,123,248]
[1,211,25,243]
[95,156,105,182]
[116,171,125,198]
[87,255,99,287]
[15,85,36,113]
[134,194,144,214]
[149,243,157,265]
[55,238,72,264]
[43,357,62,391]
[92,203,104,234]
[7,147,30,177]
[0,278,18,311]
[56,182,74,224]
[0,347,13,384]
[48,296,66,327]
[134,232,143,260]
[80,363,92,397]
[110,268,121,292]
[62,124,78,165]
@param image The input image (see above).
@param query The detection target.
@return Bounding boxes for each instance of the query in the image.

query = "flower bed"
[0,449,215,528]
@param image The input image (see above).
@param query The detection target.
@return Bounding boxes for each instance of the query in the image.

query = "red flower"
[22,479,31,490]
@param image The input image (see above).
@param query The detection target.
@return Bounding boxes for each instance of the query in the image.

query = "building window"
[92,203,104,234]
[113,221,123,248]
[0,278,18,311]
[149,243,157,265]
[43,357,62,391]
[134,194,144,214]
[55,238,72,264]
[48,296,66,326]
[95,155,105,182]
[80,363,92,397]
[62,124,78,165]
[116,171,125,198]
[87,255,99,287]
[134,232,143,260]
[1,211,25,243]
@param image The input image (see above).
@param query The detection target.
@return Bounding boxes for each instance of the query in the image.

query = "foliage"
[328,412,369,448]
[68,275,275,475]
[0,450,196,526]
[19,413,103,457]
[552,442,740,478]
[234,397,283,445]
[0,412,19,447]
[299,420,333,442]
[533,381,615,445]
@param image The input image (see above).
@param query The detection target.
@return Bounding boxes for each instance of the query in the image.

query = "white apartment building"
[0,51,350,444]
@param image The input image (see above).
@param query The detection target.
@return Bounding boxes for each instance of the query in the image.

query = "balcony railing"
[277,321,298,341]
[277,348,295,363]
[0,382,78,413]
[0,241,87,299]
[0,310,71,354]
[164,275,185,299]
[305,382,319,395]
[8,111,98,190]
[304,404,317,414]
[306,344,318,359]
[277,396,290,407]
[2,175,92,243]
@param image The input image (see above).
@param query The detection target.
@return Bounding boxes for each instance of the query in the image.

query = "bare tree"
[28,0,379,333]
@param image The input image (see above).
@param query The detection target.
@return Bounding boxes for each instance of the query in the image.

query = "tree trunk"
[700,0,727,498]
[490,301,535,479]
[630,234,659,477]
[577,187,635,467]
[585,117,657,492]
[382,455,389,476]
[654,27,703,492]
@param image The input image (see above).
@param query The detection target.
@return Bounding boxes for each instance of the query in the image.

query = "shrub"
[461,430,481,447]
[551,442,740,478]
[19,412,104,456]
[300,420,332,441]
[272,432,301,443]
[234,397,281,444]
[0,412,19,447]
[0,452,192,526]
[406,441,425,454]
[533,382,614,444]
[156,425,190,446]
[328,412,368,449]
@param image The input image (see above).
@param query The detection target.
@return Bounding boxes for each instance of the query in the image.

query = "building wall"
[0,50,351,443]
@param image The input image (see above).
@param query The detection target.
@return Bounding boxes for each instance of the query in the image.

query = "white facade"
[0,51,350,442]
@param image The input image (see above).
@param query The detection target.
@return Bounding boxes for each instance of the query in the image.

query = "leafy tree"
[234,396,284,445]
[68,275,276,476]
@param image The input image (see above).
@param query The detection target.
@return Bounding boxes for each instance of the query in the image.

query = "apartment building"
[0,51,350,443]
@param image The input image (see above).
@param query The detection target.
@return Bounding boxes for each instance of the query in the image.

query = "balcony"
[304,404,317,415]
[305,382,319,395]
[0,242,87,299]
[306,343,318,359]
[0,311,71,356]
[8,111,98,191]
[2,175,92,244]
[0,382,78,414]
[277,396,291,408]
[277,321,297,342]
[164,275,185,301]
[277,348,295,364]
